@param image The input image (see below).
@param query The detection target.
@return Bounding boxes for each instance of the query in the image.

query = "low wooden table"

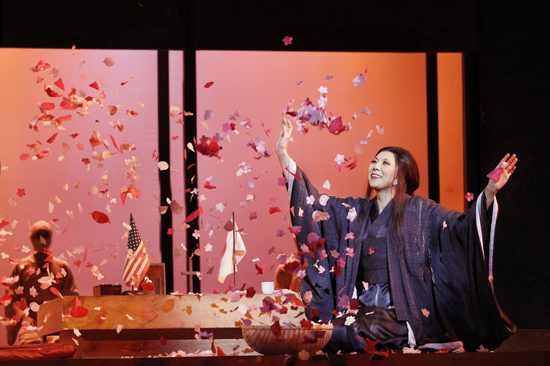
[37,293,306,358]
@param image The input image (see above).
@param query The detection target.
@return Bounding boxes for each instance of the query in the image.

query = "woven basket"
[241,325,333,355]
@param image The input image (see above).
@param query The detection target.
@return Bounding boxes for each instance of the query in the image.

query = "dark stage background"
[1,0,548,329]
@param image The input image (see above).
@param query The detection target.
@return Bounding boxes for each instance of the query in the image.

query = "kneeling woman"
[275,117,517,353]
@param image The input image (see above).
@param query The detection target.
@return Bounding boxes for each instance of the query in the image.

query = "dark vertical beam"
[426,53,440,202]
[183,0,200,293]
[463,53,481,208]
[157,49,174,293]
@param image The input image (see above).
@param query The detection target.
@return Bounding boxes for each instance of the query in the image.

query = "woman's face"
[368,150,397,193]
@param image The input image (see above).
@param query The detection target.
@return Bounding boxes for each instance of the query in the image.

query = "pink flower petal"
[487,167,503,181]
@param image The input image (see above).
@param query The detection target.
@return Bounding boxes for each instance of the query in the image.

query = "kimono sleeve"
[428,193,514,350]
[289,166,364,321]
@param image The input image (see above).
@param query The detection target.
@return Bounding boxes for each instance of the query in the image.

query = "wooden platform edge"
[1,351,550,366]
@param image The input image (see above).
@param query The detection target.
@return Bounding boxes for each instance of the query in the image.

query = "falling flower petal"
[91,211,110,224]
[46,133,58,144]
[39,102,56,113]
[70,297,90,318]
[103,57,115,67]
[204,110,214,120]
[158,161,169,171]
[204,81,214,88]
[196,135,222,158]
[54,78,65,91]
[255,263,267,276]
[487,167,503,182]
[347,207,357,222]
[107,105,118,116]
[30,60,51,72]
[50,287,63,298]
[184,208,201,223]
[327,116,346,135]
[277,177,288,186]
[282,36,293,46]
[352,73,366,86]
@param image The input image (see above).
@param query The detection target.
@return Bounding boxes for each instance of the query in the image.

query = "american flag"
[123,214,150,288]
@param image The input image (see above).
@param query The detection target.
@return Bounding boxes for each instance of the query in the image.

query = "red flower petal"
[54,78,65,91]
[30,60,51,72]
[44,85,62,98]
[39,102,56,113]
[91,211,110,224]
[141,283,155,292]
[270,321,282,338]
[46,133,58,144]
[327,116,346,135]
[184,208,201,223]
[0,295,12,307]
[204,181,216,189]
[50,287,63,298]
[55,115,72,126]
[69,305,89,318]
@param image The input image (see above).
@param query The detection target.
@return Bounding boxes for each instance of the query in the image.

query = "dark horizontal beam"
[2,1,479,52]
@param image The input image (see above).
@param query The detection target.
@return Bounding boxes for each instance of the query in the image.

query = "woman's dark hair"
[366,146,420,236]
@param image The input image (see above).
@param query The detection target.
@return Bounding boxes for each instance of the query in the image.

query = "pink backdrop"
[1,49,429,345]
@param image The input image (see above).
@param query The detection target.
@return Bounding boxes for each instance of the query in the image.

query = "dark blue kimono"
[290,166,514,351]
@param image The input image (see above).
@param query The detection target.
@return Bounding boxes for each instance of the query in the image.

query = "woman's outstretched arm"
[484,153,518,209]
[276,117,293,181]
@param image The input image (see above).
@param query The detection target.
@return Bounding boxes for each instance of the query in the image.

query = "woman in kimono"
[275,117,517,353]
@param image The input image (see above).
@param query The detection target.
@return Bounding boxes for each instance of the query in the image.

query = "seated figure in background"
[4,220,79,345]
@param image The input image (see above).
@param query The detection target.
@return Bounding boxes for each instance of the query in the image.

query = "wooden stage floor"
[2,351,550,366]
[2,329,549,365]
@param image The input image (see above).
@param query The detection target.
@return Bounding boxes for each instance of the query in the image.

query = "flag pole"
[130,213,138,292]
[232,211,236,286]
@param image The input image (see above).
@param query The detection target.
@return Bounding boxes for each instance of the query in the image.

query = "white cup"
[261,281,275,294]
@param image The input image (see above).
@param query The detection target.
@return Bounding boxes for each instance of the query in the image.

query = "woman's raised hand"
[484,153,518,207]
[276,117,293,172]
